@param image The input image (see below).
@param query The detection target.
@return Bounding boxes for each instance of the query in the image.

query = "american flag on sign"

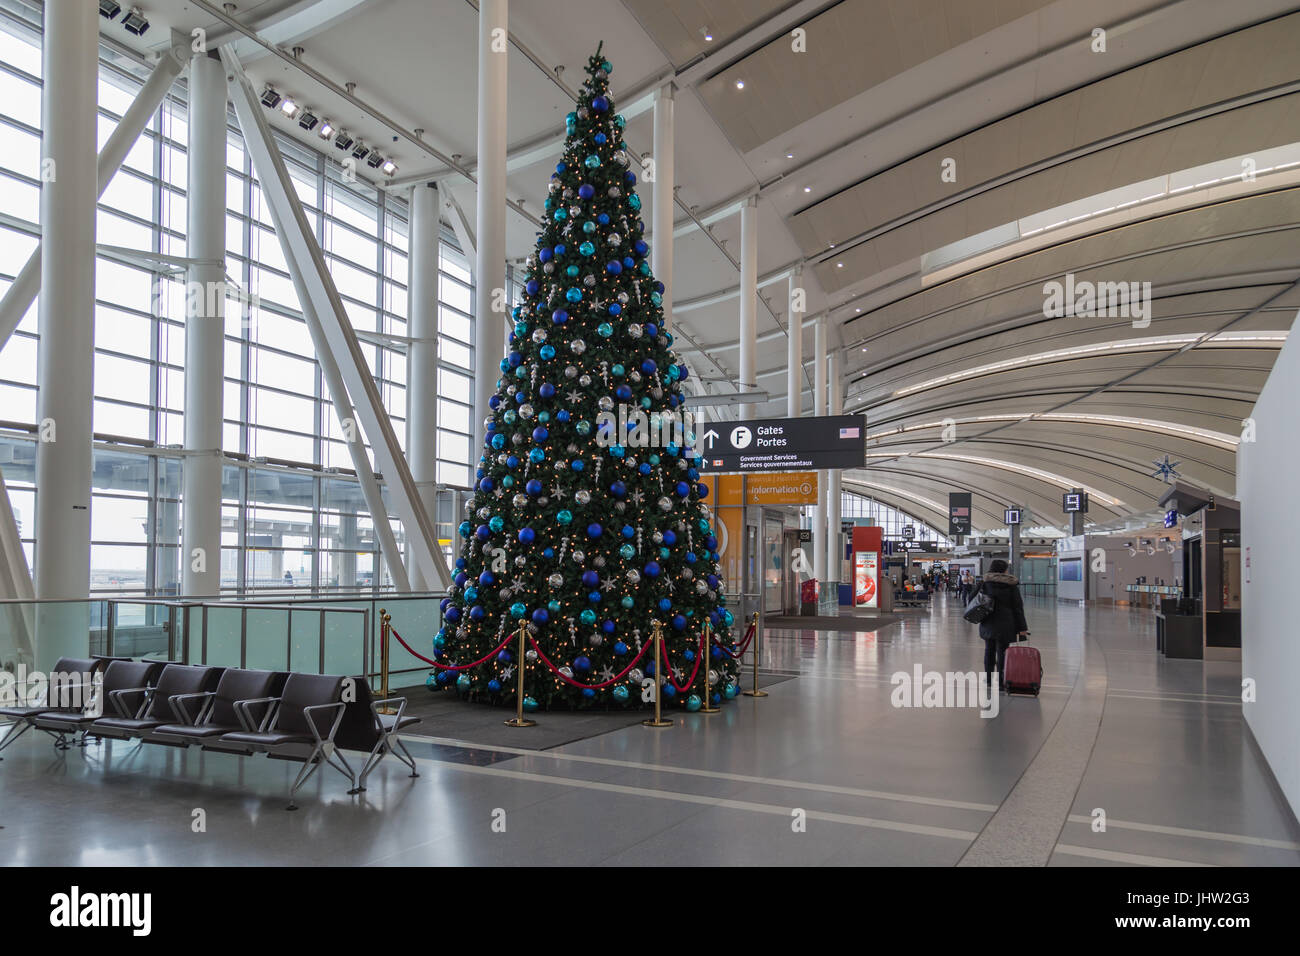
[712,459,723,467]
[839,427,860,439]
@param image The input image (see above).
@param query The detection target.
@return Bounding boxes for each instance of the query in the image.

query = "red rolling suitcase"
[1003,635,1041,696]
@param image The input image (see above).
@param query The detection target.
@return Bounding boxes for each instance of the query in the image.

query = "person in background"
[975,559,1029,692]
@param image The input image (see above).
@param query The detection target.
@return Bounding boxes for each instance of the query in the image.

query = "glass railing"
[0,592,446,692]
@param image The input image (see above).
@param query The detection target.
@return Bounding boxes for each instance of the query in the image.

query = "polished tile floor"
[2,595,1297,866]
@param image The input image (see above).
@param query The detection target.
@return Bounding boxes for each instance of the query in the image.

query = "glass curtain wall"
[839,491,954,548]
[0,8,474,596]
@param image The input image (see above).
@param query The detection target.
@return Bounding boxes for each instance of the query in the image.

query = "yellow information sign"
[744,472,818,505]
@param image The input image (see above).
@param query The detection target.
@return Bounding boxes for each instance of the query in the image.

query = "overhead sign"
[948,492,972,536]
[1063,490,1089,514]
[745,472,818,505]
[902,525,915,539]
[1004,508,1021,526]
[1164,508,1179,528]
[698,414,866,473]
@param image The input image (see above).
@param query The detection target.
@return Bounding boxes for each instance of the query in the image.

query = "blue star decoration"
[1151,454,1182,482]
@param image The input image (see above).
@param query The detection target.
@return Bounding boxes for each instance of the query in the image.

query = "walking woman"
[976,559,1029,691]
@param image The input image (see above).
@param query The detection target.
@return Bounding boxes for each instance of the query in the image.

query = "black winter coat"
[976,572,1028,643]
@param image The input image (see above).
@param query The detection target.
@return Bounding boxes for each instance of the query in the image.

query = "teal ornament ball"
[576,420,592,436]
[556,509,573,525]
[629,194,641,210]
[522,696,538,712]
[619,543,635,559]
[456,674,471,692]
[611,364,625,376]
[620,595,634,609]
[723,610,735,627]
[489,515,504,533]
[724,683,739,699]
[597,322,613,338]
[580,608,597,625]
[613,685,629,702]
[579,241,595,256]
[510,602,527,619]
[584,154,601,168]
[685,695,702,712]
[548,600,561,614]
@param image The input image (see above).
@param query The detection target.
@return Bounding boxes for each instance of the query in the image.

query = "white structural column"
[787,268,803,417]
[407,181,441,590]
[812,315,828,584]
[651,83,674,330]
[472,0,508,460]
[0,36,186,350]
[33,0,98,667]
[737,196,758,419]
[826,350,843,596]
[181,51,227,597]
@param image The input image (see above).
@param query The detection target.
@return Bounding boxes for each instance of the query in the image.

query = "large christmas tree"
[433,46,741,710]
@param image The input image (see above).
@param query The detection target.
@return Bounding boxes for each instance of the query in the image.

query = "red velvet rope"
[526,633,653,689]
[390,626,515,671]
[660,631,705,692]
[712,619,756,659]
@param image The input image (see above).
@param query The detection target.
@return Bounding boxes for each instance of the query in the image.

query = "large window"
[840,491,954,548]
[0,9,474,595]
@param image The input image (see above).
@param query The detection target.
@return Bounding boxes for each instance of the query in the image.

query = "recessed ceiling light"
[803,186,811,193]
[786,152,794,159]
[735,80,745,90]
[317,120,335,139]
[856,308,862,313]
[836,262,843,268]
[703,29,714,41]
[279,97,300,119]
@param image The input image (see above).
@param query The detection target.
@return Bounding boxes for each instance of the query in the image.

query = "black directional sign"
[696,414,866,474]
[948,492,972,536]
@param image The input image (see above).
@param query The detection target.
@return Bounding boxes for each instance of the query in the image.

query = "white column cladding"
[787,268,803,417]
[738,196,758,419]
[472,0,508,461]
[651,83,674,329]
[812,315,828,584]
[181,51,227,597]
[33,0,97,667]
[407,182,440,589]
[826,350,843,600]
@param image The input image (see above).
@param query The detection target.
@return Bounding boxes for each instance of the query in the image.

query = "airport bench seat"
[151,667,284,744]
[91,663,224,739]
[32,660,166,741]
[0,657,103,758]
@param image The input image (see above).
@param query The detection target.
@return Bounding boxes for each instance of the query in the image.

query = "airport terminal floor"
[4,595,1295,868]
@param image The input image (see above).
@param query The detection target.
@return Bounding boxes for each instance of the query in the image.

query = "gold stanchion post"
[698,621,720,713]
[641,620,673,727]
[376,610,396,714]
[504,622,537,728]
[741,611,768,698]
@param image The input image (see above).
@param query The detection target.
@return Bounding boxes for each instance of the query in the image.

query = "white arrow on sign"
[703,429,719,449]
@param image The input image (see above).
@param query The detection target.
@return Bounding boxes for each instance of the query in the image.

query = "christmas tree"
[433,45,742,710]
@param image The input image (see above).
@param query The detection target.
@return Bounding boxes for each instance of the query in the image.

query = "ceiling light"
[382,159,398,176]
[297,109,319,131]
[278,97,300,120]
[703,30,714,41]
[365,152,384,169]
[836,262,843,268]
[735,80,745,90]
[259,86,282,110]
[317,120,335,139]
[786,152,794,159]
[99,0,121,19]
[803,186,811,193]
[351,142,370,161]
[121,6,149,35]
[333,130,354,151]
